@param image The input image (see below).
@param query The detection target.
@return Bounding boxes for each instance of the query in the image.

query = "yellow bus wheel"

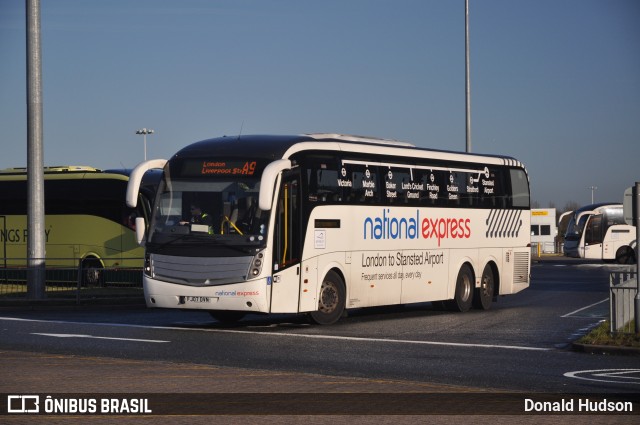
[81,258,103,287]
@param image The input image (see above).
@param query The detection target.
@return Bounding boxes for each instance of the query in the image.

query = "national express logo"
[363,209,471,247]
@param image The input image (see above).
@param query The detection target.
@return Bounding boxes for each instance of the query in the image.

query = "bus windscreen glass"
[147,158,270,254]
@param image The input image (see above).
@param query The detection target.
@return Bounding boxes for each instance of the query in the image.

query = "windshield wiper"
[154,232,206,250]
[152,231,259,253]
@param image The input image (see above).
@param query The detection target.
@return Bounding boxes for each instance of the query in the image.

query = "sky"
[1,0,639,210]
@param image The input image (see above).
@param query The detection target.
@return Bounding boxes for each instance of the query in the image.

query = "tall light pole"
[589,186,597,204]
[26,0,46,299]
[465,0,471,153]
[136,128,154,161]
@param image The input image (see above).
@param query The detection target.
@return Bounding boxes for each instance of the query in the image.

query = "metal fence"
[530,242,560,257]
[609,270,637,334]
[0,258,144,305]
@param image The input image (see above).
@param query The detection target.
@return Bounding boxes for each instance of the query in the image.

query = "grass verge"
[577,320,640,348]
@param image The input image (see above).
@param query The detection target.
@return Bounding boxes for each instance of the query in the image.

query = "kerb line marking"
[561,298,608,318]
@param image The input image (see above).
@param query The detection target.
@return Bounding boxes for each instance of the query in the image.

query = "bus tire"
[615,246,635,264]
[473,264,494,310]
[448,264,474,312]
[81,258,104,287]
[209,311,246,324]
[309,270,345,325]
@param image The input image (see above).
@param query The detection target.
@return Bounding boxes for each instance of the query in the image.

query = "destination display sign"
[180,159,261,177]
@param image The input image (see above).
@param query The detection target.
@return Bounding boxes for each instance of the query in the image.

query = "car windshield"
[147,173,268,254]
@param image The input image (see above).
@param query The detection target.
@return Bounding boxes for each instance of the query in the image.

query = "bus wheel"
[615,246,635,264]
[473,265,494,310]
[309,271,345,325]
[209,311,246,324]
[81,259,104,287]
[448,264,474,312]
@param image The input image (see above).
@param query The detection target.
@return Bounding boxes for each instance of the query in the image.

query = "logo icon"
[7,395,40,413]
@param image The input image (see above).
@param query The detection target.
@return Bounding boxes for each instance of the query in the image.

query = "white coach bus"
[127,134,531,324]
[564,203,635,263]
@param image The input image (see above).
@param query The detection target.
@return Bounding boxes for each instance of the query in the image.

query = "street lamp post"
[465,0,471,153]
[589,186,597,204]
[135,128,154,161]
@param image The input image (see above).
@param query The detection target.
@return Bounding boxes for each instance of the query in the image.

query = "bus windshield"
[564,214,590,241]
[147,160,269,254]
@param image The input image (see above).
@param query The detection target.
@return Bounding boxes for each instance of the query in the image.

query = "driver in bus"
[180,202,213,226]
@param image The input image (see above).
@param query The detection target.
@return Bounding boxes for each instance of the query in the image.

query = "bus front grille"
[150,253,253,286]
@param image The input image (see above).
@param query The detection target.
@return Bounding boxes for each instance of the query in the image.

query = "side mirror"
[259,159,292,211]
[135,216,146,246]
[126,159,167,208]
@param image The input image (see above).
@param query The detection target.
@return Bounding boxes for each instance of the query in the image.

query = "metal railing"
[0,258,144,304]
[609,270,637,335]
[530,242,559,257]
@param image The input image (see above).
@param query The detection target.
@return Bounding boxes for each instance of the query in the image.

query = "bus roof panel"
[172,135,312,161]
[0,165,101,175]
[171,134,526,169]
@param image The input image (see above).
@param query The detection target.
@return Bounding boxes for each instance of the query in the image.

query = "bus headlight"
[249,251,265,278]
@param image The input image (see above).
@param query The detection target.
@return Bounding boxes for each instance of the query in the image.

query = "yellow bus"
[0,166,158,285]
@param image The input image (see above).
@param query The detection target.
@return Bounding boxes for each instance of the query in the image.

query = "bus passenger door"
[582,214,603,259]
[270,171,302,313]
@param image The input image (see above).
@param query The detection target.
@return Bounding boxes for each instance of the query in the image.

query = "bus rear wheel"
[615,246,635,264]
[473,264,494,310]
[448,264,474,312]
[309,271,345,325]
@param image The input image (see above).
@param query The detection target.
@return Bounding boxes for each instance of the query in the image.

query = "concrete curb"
[571,342,640,356]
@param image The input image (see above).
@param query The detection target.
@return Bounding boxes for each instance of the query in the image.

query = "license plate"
[185,296,211,304]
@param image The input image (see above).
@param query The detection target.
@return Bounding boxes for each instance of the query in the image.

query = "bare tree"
[561,201,580,215]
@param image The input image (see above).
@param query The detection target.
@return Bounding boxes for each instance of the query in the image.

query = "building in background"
[531,209,557,254]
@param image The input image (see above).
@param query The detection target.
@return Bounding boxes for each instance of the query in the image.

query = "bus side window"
[384,168,410,205]
[418,169,445,207]
[317,169,341,203]
[447,172,463,207]
[480,167,505,209]
[352,165,378,204]
[304,158,343,204]
[509,169,530,208]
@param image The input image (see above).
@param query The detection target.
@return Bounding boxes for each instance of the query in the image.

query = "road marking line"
[564,369,640,385]
[209,329,553,351]
[3,316,552,352]
[32,332,169,343]
[561,298,608,318]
